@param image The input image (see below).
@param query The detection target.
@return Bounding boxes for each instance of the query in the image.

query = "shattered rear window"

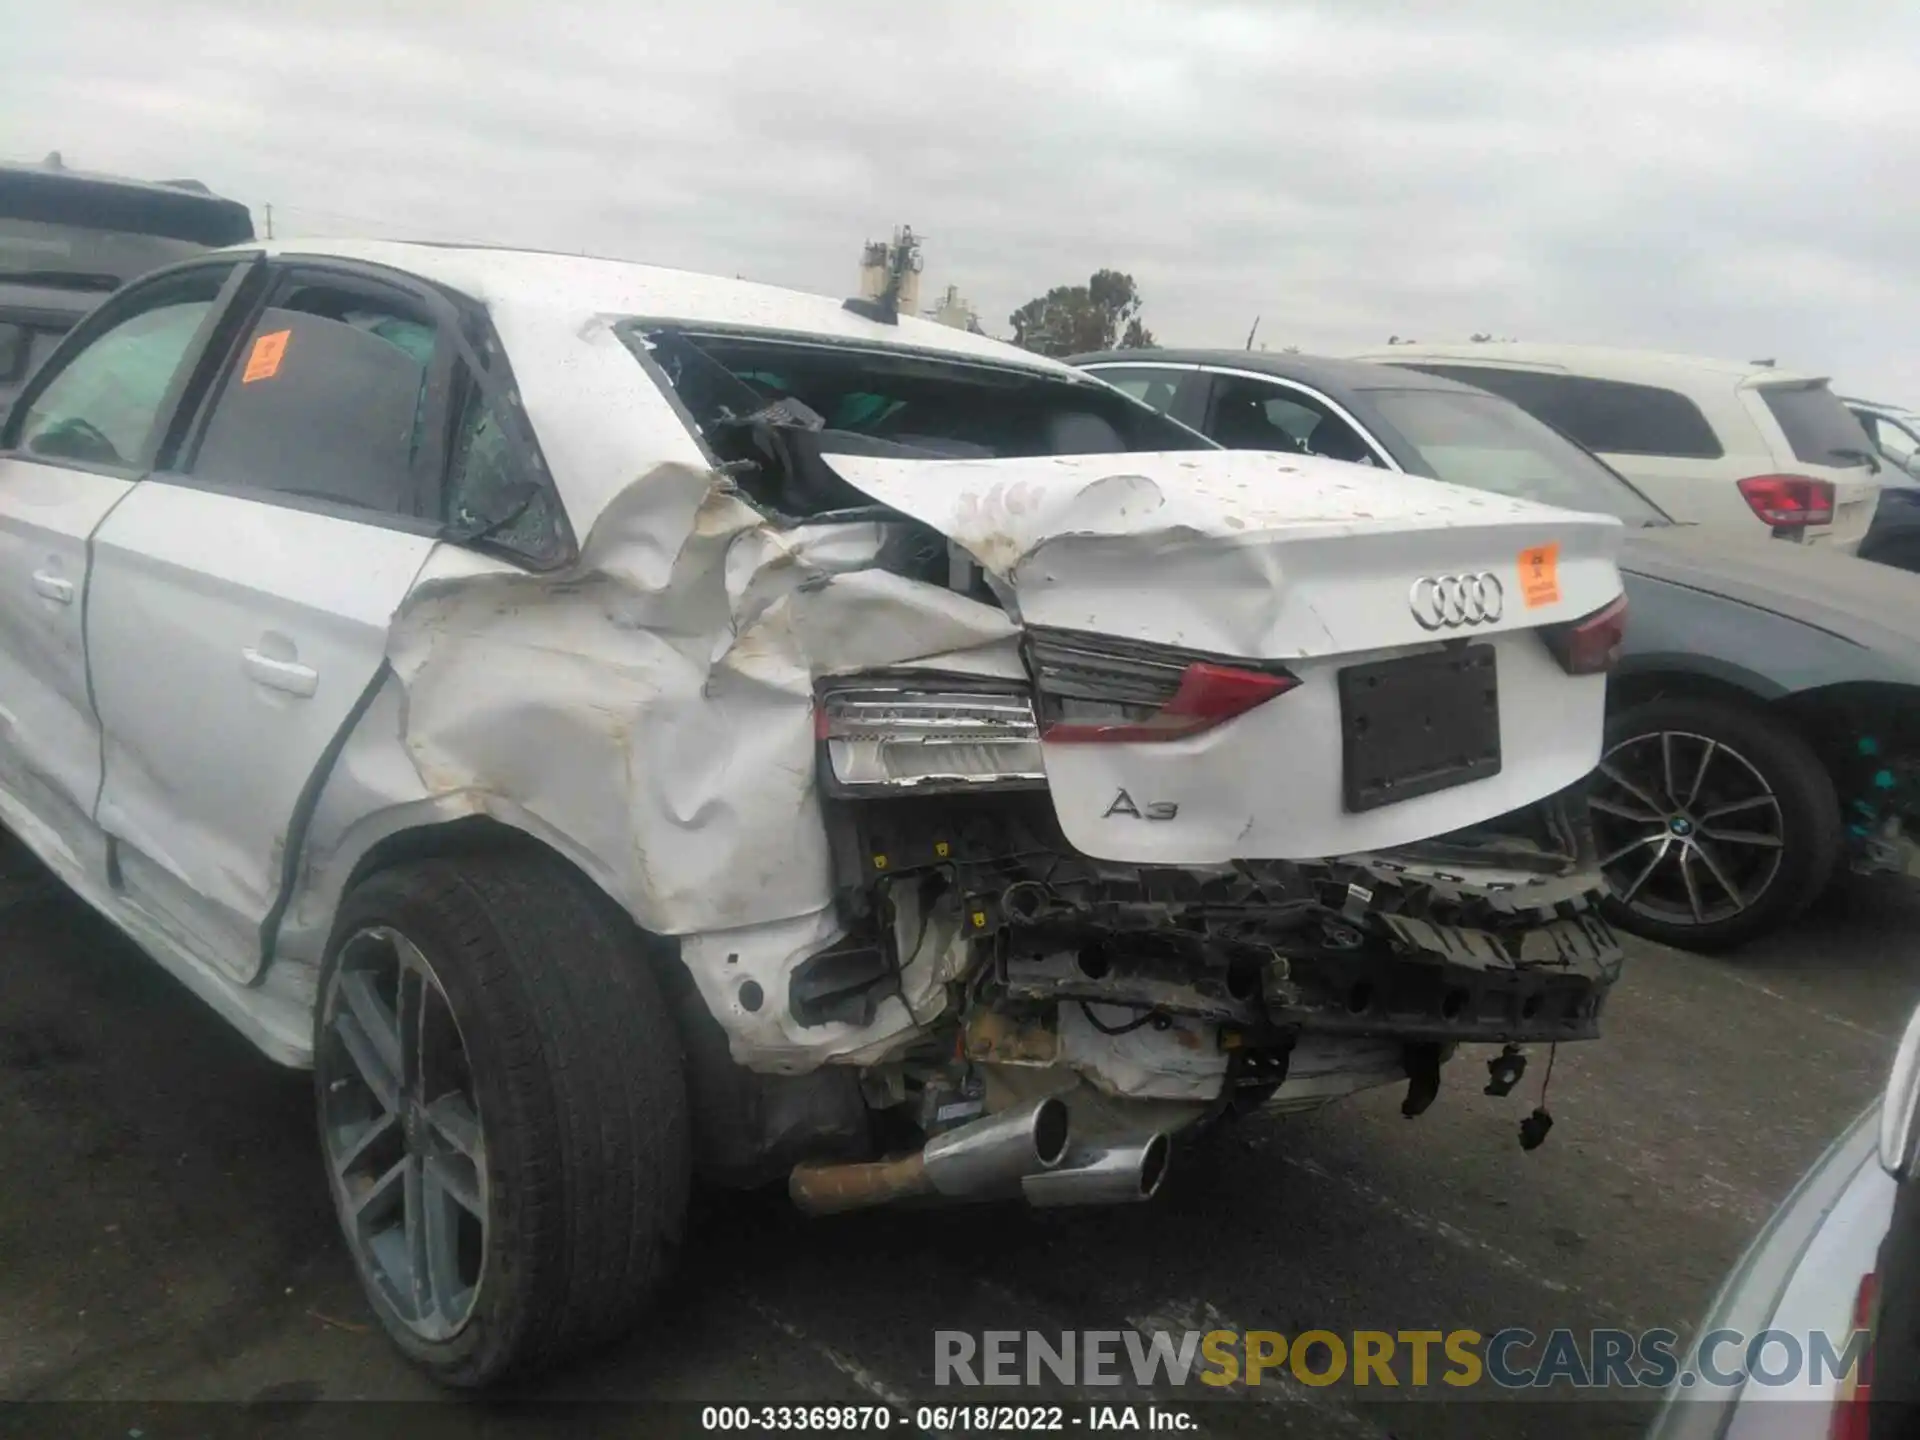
[622,324,1210,517]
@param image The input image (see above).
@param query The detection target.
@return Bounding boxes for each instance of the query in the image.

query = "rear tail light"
[1025,628,1298,743]
[1826,1269,1876,1440]
[1541,595,1628,676]
[814,685,1045,794]
[1739,473,1836,529]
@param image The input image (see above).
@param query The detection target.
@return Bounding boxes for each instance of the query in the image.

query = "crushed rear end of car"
[601,327,1632,1208]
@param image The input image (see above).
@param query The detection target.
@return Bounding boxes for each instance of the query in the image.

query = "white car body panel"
[1350,344,1882,550]
[0,458,131,873]
[1723,1147,1892,1418]
[87,481,438,983]
[1649,1111,1896,1438]
[0,242,1626,1077]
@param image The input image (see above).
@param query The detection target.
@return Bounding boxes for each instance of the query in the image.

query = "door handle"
[30,570,74,605]
[241,647,319,698]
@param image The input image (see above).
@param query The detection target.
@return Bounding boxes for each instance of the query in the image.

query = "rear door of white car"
[85,261,455,983]
[0,259,246,884]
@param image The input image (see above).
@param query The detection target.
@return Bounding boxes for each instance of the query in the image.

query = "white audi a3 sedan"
[0,239,1628,1383]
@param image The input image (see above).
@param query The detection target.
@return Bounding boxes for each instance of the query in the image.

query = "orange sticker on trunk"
[242,329,291,383]
[1518,542,1561,608]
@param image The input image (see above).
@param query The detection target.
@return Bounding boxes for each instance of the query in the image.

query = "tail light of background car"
[1024,627,1298,743]
[1541,595,1629,676]
[1831,997,1920,1438]
[1879,996,1920,1180]
[815,685,1046,794]
[1825,1270,1876,1440]
[1739,474,1836,530]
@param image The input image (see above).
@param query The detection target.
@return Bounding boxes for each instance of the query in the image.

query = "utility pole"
[263,203,274,240]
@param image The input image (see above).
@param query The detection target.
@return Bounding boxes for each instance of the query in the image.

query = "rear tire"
[1589,695,1841,953]
[312,852,690,1387]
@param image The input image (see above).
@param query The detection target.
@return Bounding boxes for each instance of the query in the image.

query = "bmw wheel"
[1588,695,1842,953]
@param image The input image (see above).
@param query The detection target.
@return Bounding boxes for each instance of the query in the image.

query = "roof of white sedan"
[1348,340,1827,388]
[241,237,1061,374]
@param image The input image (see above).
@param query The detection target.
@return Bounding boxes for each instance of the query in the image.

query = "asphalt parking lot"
[2,855,1915,1439]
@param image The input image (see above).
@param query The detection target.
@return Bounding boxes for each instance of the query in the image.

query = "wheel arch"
[341,812,608,905]
[1593,673,1849,949]
[1772,680,1920,818]
[1772,679,1920,748]
[272,798,683,982]
[1608,659,1788,715]
[1606,667,1889,805]
[1611,666,1920,777]
[290,805,864,1194]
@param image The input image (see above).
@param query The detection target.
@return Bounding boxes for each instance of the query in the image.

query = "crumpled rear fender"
[270,462,1021,1069]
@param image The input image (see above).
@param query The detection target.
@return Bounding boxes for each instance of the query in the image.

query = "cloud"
[8,0,1920,395]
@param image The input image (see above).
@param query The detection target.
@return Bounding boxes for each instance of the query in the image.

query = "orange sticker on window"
[242,329,291,384]
[1518,542,1561,608]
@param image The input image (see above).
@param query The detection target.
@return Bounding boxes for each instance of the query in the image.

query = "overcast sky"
[8,0,1918,395]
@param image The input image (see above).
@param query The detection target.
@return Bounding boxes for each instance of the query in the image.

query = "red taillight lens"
[1739,473,1836,528]
[1827,1269,1877,1440]
[1542,594,1628,676]
[1043,661,1297,743]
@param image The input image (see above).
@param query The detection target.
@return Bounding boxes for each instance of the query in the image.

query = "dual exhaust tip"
[789,1095,1171,1217]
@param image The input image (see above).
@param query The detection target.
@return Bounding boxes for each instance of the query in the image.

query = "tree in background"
[1009,269,1155,356]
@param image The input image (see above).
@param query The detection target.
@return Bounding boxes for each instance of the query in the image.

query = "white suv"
[0,241,1627,1385]
[1350,343,1885,549]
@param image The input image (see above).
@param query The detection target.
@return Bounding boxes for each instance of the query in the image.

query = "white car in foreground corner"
[1648,999,1920,1437]
[0,240,1628,1384]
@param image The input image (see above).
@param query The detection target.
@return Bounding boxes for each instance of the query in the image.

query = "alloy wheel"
[1589,729,1787,929]
[318,926,489,1342]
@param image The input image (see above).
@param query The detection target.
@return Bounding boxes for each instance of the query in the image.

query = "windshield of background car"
[1757,381,1877,469]
[1365,385,1671,524]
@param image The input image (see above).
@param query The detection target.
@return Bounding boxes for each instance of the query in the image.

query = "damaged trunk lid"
[822,449,1626,864]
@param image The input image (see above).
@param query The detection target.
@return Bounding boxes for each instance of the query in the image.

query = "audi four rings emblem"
[1408,572,1505,630]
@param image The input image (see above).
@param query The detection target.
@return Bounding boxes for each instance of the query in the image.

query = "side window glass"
[1414,367,1723,460]
[1095,367,1188,414]
[1260,395,1316,442]
[15,273,227,467]
[444,372,566,563]
[1208,377,1305,452]
[1865,414,1920,474]
[1267,392,1379,466]
[1208,377,1380,466]
[187,281,436,516]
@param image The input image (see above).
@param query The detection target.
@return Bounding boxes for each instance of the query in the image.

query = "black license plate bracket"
[1339,644,1502,812]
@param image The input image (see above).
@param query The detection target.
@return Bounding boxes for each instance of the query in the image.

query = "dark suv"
[0,157,254,407]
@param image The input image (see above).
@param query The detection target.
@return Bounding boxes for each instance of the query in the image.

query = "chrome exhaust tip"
[924,1093,1072,1196]
[1021,1131,1170,1208]
[789,1095,1071,1216]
